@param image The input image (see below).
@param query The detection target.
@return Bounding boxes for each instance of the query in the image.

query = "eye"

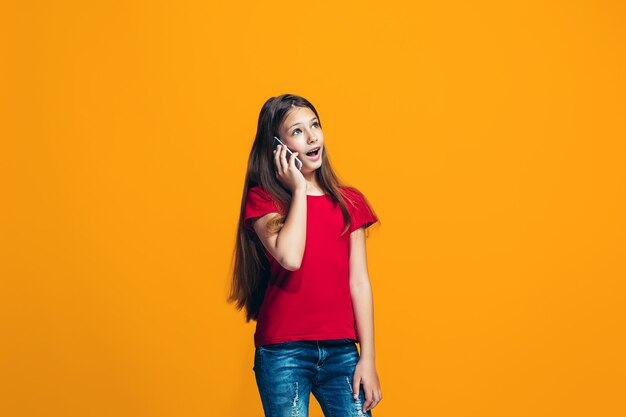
[292,122,320,135]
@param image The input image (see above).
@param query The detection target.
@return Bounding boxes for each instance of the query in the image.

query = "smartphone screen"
[273,136,303,170]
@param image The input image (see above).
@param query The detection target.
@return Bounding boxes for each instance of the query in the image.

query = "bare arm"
[349,226,382,413]
[251,144,308,270]
[252,187,307,271]
[349,226,376,359]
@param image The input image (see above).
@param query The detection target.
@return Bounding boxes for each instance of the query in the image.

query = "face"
[277,106,324,172]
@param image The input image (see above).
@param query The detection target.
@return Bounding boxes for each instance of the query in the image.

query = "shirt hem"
[255,332,358,348]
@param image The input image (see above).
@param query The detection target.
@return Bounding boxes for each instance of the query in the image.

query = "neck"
[302,170,322,193]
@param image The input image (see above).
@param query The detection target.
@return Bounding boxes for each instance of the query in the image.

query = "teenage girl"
[229,94,383,416]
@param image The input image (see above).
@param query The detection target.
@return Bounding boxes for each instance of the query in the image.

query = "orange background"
[1,1,625,416]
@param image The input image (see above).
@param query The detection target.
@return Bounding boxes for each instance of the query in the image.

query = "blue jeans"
[253,338,373,417]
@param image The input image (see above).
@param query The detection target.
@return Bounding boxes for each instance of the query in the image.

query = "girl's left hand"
[352,358,382,413]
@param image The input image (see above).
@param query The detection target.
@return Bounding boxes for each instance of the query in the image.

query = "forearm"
[275,187,307,269]
[350,279,376,360]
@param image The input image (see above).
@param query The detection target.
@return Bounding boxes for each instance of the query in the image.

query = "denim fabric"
[253,338,372,417]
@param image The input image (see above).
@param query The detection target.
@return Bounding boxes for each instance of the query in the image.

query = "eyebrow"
[288,117,318,130]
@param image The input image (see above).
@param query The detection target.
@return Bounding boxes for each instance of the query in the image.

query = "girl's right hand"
[273,144,306,193]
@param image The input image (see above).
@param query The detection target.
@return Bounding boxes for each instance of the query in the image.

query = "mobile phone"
[273,136,303,171]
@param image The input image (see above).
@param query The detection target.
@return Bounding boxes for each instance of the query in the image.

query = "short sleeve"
[345,187,379,233]
[244,186,281,232]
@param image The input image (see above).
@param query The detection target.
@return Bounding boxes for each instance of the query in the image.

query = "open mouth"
[306,147,321,157]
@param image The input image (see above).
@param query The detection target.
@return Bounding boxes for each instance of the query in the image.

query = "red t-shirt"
[243,185,378,347]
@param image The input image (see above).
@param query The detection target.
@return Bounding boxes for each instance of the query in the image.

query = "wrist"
[359,354,376,364]
[358,349,376,361]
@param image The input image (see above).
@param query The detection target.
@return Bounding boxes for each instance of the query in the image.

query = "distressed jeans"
[253,338,373,417]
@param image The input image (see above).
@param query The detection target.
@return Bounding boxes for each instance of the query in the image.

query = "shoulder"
[338,185,362,198]
[339,185,367,206]
[245,185,283,211]
[247,185,273,201]
[248,184,268,195]
[339,185,378,233]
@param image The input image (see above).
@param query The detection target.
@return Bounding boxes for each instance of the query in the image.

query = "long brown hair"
[227,94,378,322]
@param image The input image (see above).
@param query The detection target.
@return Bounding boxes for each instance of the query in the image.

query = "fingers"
[352,377,360,400]
[289,151,299,168]
[363,388,374,413]
[273,145,287,175]
[274,145,299,175]
[273,146,281,174]
[360,385,383,413]
[280,144,289,172]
